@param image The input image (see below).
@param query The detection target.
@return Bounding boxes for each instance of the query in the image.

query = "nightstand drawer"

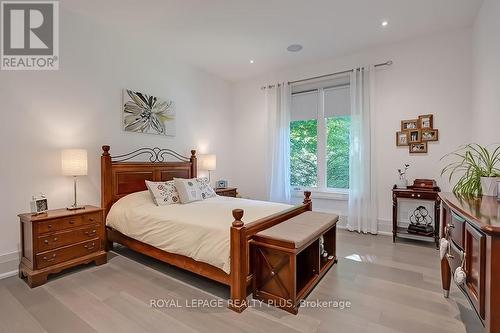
[37,216,82,233]
[216,188,237,197]
[37,212,102,234]
[37,224,100,252]
[36,239,99,269]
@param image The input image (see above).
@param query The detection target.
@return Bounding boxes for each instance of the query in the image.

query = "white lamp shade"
[61,149,88,176]
[198,154,216,171]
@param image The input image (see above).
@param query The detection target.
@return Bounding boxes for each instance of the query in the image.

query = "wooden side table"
[18,206,107,287]
[392,187,441,248]
[215,187,238,197]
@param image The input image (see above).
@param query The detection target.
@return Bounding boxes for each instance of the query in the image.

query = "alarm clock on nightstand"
[216,180,228,189]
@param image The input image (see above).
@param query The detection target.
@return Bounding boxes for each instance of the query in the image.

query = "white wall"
[0,8,234,257]
[232,28,473,231]
[472,0,500,144]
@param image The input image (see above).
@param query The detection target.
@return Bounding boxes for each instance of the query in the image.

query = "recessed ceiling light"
[249,60,254,64]
[381,21,388,27]
[287,44,303,52]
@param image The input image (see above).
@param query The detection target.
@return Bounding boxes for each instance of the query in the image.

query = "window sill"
[292,188,348,201]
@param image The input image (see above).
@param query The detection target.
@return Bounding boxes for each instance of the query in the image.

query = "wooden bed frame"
[101,145,312,312]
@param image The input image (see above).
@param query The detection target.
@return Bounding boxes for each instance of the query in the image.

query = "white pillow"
[173,178,203,204]
[195,177,217,199]
[145,180,180,206]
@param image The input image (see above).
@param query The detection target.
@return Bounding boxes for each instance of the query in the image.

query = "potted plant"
[441,144,500,197]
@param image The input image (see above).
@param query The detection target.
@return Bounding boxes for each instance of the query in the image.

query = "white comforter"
[106,191,292,274]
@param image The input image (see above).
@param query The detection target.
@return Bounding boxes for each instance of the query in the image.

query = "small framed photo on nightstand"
[30,194,48,215]
[216,180,228,189]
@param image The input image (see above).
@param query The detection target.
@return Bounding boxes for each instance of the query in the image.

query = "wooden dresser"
[215,187,238,197]
[440,193,500,332]
[19,206,107,287]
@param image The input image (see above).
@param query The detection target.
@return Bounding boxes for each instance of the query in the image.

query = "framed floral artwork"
[123,89,176,136]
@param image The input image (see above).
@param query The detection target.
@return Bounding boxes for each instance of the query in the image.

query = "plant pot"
[480,177,499,197]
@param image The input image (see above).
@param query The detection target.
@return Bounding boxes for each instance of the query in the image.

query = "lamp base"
[67,205,85,211]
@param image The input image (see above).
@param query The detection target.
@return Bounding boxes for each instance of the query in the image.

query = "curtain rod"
[260,60,392,90]
[288,60,393,85]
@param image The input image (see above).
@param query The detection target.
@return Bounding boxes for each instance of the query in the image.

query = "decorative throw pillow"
[145,180,180,206]
[196,177,217,199]
[173,178,203,204]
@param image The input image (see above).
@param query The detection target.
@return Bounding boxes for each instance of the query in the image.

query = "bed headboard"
[101,145,197,217]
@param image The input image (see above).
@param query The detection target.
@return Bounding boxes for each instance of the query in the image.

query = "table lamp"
[61,149,88,210]
[198,154,216,182]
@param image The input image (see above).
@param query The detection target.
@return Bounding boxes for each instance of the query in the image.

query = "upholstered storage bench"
[251,211,338,314]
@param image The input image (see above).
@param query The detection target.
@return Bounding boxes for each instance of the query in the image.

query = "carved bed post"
[229,209,248,312]
[303,191,312,211]
[190,150,197,178]
[101,145,113,251]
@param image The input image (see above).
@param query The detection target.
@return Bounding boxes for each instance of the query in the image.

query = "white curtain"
[347,66,378,234]
[267,83,291,203]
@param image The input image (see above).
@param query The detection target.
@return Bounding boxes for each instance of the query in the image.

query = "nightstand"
[215,187,238,197]
[18,205,107,287]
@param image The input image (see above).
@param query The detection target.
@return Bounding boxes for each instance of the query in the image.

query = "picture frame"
[396,131,409,146]
[422,129,439,142]
[408,129,421,143]
[401,119,419,131]
[409,142,428,154]
[418,114,433,129]
[30,194,48,215]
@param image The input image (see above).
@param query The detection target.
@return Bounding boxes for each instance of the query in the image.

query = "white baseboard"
[0,251,19,280]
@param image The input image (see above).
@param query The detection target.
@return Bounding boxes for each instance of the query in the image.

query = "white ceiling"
[64,0,483,82]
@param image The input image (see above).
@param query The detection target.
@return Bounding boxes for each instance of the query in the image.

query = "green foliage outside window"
[326,116,351,189]
[290,117,350,189]
[290,120,317,187]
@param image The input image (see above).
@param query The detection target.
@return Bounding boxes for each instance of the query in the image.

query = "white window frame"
[290,84,350,200]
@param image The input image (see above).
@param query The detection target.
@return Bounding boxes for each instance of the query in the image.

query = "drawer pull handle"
[411,194,415,197]
[69,220,75,224]
[48,224,52,229]
[417,194,421,198]
[44,240,49,244]
[43,254,56,262]
[84,243,95,250]
[89,218,95,222]
[53,237,58,241]
[84,230,97,236]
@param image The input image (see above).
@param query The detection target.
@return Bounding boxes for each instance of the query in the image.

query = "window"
[290,81,351,191]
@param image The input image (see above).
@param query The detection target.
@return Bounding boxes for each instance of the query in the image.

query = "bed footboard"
[228,191,312,312]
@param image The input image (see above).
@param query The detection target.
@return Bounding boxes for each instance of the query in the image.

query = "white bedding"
[106,191,292,273]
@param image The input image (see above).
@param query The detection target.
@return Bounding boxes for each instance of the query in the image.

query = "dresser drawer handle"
[48,224,52,229]
[69,220,75,224]
[43,254,56,262]
[417,194,421,198]
[411,194,415,197]
[89,218,95,222]
[85,230,97,236]
[44,239,49,244]
[84,243,95,250]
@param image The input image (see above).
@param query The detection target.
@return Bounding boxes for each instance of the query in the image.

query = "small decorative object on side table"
[18,206,107,287]
[215,187,238,198]
[392,179,441,248]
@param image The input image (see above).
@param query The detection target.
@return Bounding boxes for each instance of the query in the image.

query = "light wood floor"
[0,231,483,333]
